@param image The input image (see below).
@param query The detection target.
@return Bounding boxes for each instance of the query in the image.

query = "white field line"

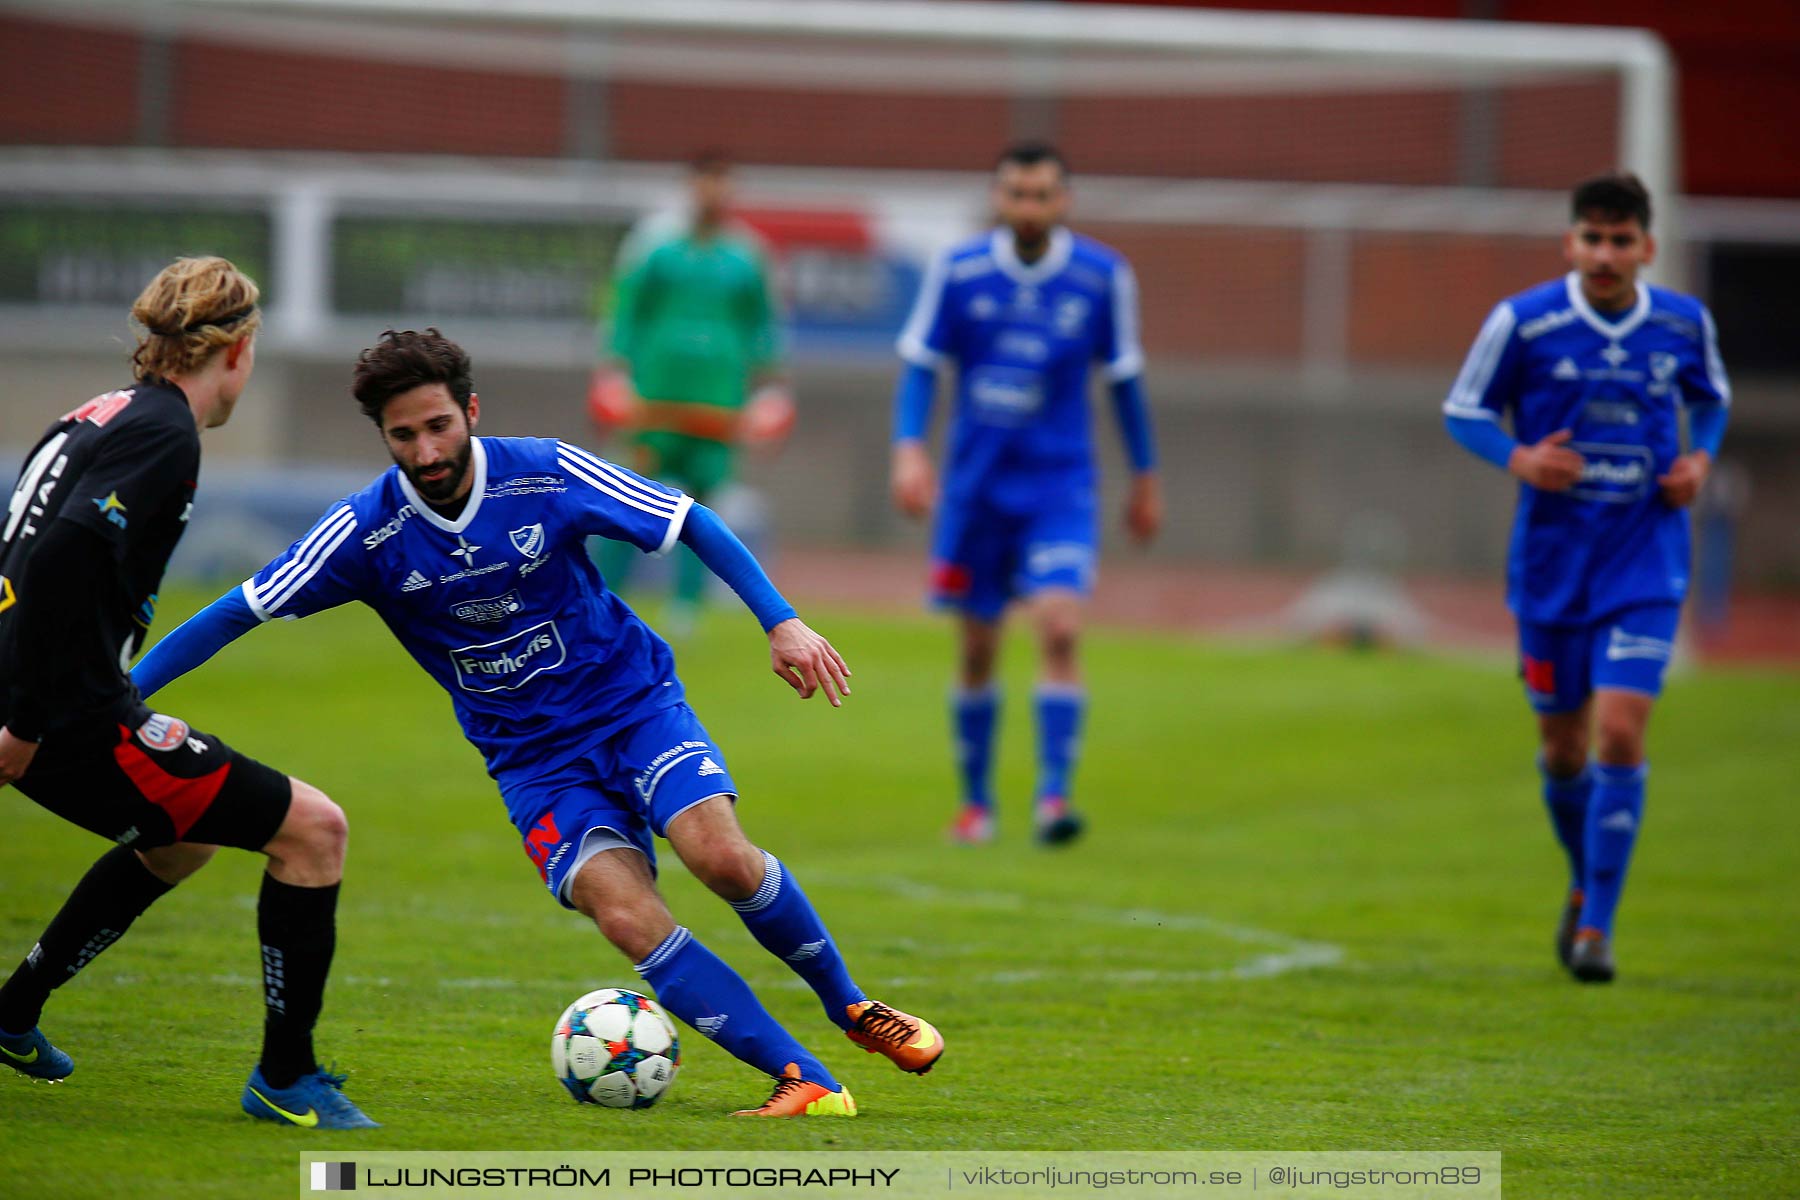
[800,873,1346,985]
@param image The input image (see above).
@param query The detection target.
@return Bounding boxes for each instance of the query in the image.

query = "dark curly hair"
[351,328,473,426]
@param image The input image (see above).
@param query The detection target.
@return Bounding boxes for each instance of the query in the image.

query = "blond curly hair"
[129,256,262,382]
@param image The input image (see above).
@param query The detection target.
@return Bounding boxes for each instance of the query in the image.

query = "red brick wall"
[0,16,140,144]
[169,39,565,157]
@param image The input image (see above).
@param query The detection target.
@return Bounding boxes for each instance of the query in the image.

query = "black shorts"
[15,710,292,852]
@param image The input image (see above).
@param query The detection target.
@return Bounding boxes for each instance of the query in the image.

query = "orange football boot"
[845,1001,945,1075]
[732,1063,857,1117]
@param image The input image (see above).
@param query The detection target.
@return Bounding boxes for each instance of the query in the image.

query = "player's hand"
[1658,449,1711,508]
[1125,472,1163,544]
[0,727,39,790]
[740,384,797,447]
[586,367,640,432]
[1509,429,1585,492]
[768,618,852,706]
[891,441,936,519]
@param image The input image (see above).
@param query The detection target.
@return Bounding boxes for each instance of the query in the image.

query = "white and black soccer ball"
[551,988,680,1109]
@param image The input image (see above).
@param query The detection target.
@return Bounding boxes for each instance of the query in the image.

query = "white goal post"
[149,0,1676,221]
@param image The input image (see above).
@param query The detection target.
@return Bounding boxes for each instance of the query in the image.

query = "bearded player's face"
[379,383,481,505]
[993,160,1068,248]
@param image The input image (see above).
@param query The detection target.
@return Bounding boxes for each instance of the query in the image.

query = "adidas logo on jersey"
[1553,357,1581,380]
[1599,809,1638,833]
[697,756,725,778]
[693,1015,729,1039]
[401,570,432,592]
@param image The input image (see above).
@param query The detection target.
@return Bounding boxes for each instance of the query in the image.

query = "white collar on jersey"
[396,435,489,534]
[1564,271,1651,341]
[990,226,1073,286]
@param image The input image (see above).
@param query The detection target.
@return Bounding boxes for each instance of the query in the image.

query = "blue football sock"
[1035,684,1086,802]
[1579,763,1648,937]
[634,927,838,1088]
[1539,758,1593,889]
[953,687,999,811]
[731,851,866,1030]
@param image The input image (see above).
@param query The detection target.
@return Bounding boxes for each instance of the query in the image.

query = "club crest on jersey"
[1054,295,1091,336]
[509,524,546,559]
[135,713,190,752]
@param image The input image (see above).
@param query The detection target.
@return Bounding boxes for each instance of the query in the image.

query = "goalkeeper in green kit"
[590,151,794,634]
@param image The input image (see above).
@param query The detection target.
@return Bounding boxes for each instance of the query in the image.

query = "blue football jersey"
[1444,272,1731,625]
[897,227,1143,511]
[241,437,693,822]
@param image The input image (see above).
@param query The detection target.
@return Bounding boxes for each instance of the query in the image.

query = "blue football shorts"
[498,703,737,909]
[928,494,1098,620]
[1517,602,1682,715]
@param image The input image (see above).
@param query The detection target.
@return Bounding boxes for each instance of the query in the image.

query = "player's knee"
[266,780,348,882]
[694,842,767,902]
[1538,724,1587,774]
[138,841,218,885]
[958,638,999,685]
[1593,716,1646,766]
[1039,623,1080,671]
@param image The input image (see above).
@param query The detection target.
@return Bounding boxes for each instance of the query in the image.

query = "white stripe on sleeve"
[253,504,355,608]
[648,494,694,559]
[1105,259,1146,382]
[255,505,358,616]
[558,443,682,514]
[1442,302,1516,417]
[1701,307,1732,408]
[896,249,952,368]
[558,450,682,520]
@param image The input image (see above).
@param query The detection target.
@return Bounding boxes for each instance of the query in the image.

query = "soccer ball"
[551,988,681,1109]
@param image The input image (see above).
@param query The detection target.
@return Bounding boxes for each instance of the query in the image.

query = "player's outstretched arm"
[672,503,852,705]
[130,587,264,700]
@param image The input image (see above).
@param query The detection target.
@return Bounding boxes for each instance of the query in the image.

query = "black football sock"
[256,874,339,1089]
[0,845,174,1034]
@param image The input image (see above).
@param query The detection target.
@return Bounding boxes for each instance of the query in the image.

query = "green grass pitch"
[1,592,1795,1198]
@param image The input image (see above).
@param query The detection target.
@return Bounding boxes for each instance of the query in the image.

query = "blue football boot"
[242,1064,381,1129]
[0,1026,74,1082]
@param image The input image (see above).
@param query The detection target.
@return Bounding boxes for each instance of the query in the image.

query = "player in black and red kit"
[0,256,377,1129]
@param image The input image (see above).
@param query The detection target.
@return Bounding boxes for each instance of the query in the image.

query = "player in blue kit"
[890,142,1162,847]
[132,329,943,1116]
[1444,174,1730,983]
